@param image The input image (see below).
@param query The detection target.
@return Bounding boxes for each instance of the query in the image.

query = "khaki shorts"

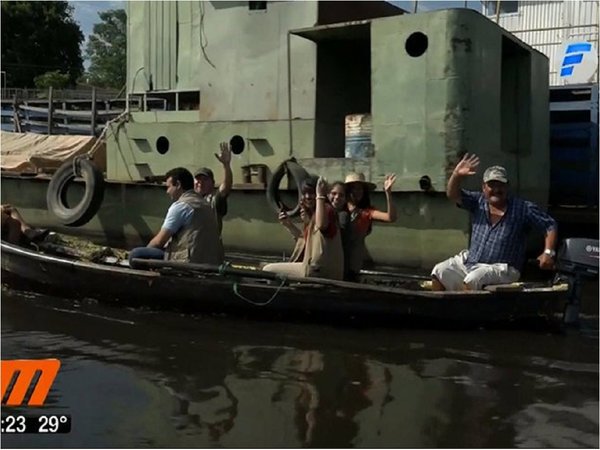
[431,250,520,291]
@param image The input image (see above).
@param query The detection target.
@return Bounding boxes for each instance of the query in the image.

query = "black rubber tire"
[266,159,311,218]
[46,158,105,227]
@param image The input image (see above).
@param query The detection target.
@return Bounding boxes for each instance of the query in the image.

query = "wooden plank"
[21,119,52,128]
[53,122,93,133]
[50,109,122,119]
[47,87,53,135]
[20,104,49,114]
[91,87,96,136]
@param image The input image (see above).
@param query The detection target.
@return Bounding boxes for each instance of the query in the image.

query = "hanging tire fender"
[46,157,105,227]
[266,159,311,218]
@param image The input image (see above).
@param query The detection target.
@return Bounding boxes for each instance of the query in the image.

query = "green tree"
[85,9,126,89]
[1,1,83,88]
[33,70,70,89]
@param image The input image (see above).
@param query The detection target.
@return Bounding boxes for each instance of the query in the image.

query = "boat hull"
[1,241,568,327]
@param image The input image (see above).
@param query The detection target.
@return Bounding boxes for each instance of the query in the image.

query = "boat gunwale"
[0,240,568,300]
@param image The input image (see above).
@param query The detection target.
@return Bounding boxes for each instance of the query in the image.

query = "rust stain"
[451,38,472,53]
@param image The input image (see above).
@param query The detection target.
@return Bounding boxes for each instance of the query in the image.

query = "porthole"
[405,32,428,57]
[156,136,169,154]
[230,135,245,155]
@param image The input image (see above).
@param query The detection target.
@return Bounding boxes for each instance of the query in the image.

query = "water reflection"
[1,288,598,448]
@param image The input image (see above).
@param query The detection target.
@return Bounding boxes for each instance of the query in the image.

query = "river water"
[1,287,598,448]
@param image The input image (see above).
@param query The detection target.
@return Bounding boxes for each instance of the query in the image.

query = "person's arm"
[314,176,329,231]
[526,203,558,270]
[447,153,480,205]
[536,227,558,270]
[148,202,191,249]
[278,210,302,240]
[215,142,233,197]
[370,174,397,222]
[147,228,174,249]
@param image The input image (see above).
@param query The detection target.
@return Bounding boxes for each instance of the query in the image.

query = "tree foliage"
[85,9,127,89]
[1,1,83,88]
[34,70,71,89]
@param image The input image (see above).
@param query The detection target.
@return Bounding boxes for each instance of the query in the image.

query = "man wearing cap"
[431,153,558,291]
[194,142,233,236]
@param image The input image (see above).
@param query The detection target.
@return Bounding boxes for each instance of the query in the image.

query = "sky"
[69,0,124,66]
[392,1,483,13]
[70,0,124,38]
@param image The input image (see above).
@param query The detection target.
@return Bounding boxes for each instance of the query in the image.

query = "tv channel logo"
[1,359,61,406]
[557,40,598,84]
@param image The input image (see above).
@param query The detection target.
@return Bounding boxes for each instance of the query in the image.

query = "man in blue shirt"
[129,167,223,268]
[431,153,558,291]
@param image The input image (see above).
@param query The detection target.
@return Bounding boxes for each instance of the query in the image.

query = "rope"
[86,110,130,158]
[71,155,81,177]
[198,2,216,69]
[217,261,287,306]
[232,276,288,307]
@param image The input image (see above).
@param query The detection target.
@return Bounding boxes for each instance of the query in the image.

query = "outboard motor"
[555,238,599,325]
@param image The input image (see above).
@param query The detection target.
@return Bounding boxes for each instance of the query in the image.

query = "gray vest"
[165,191,224,264]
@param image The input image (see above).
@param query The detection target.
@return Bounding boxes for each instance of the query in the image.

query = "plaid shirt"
[460,189,557,270]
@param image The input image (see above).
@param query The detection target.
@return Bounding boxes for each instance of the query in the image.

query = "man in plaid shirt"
[431,154,558,291]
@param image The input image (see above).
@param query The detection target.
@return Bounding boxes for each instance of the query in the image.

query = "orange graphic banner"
[1,359,61,406]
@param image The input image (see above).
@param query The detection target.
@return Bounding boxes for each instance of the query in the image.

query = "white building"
[482,0,599,85]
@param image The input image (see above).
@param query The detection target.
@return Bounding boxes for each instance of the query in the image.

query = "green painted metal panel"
[106,118,316,182]
[371,9,549,203]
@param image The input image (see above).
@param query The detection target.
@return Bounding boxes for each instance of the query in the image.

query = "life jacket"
[165,191,224,264]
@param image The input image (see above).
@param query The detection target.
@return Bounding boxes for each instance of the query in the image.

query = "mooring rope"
[232,276,288,307]
[217,262,288,306]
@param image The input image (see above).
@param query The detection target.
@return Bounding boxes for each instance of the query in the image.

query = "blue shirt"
[162,199,194,233]
[460,189,557,270]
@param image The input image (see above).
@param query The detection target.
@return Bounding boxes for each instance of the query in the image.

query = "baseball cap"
[483,166,508,184]
[194,167,214,182]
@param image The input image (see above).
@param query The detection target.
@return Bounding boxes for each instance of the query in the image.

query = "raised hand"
[215,142,232,166]
[384,174,396,193]
[316,176,328,197]
[453,153,480,177]
[278,209,292,226]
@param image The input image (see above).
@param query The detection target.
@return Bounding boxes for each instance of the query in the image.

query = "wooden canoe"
[0,239,570,328]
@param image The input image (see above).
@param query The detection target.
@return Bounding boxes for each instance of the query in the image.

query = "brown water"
[1,288,598,448]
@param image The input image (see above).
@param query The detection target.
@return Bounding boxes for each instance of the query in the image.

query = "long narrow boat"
[4,235,595,329]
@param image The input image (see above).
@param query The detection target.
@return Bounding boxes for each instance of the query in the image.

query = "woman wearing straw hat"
[343,172,397,281]
[263,176,344,280]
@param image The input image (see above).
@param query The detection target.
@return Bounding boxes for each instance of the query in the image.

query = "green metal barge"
[1,2,552,269]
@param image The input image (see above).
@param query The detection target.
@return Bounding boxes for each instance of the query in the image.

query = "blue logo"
[560,42,593,77]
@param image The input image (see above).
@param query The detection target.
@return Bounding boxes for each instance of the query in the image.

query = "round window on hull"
[156,136,170,154]
[230,135,245,155]
[406,32,428,57]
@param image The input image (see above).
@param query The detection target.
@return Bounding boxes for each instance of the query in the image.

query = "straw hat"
[344,172,376,191]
